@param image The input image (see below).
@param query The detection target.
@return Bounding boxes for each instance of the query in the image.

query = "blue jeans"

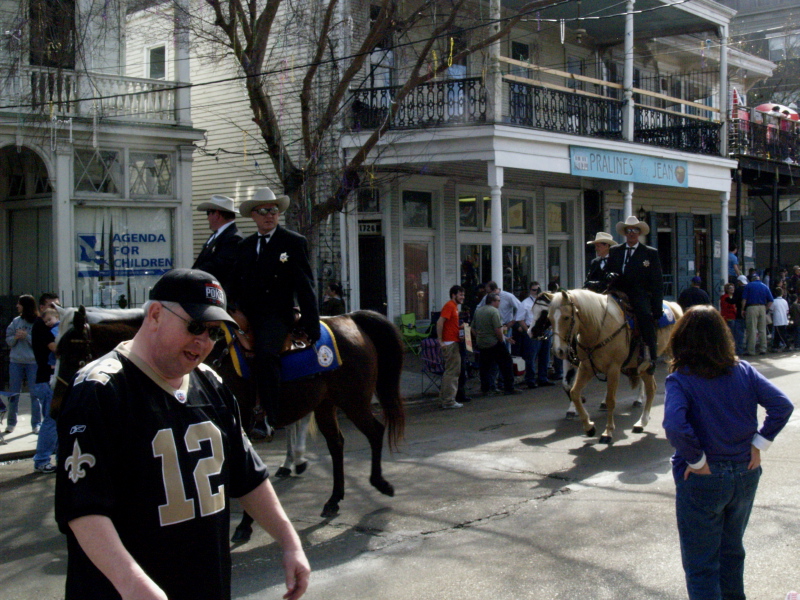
[676,461,761,600]
[32,383,56,468]
[729,320,745,354]
[530,338,551,384]
[7,362,41,429]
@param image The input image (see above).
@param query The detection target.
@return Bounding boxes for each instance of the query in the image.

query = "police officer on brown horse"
[231,188,320,438]
[606,216,663,373]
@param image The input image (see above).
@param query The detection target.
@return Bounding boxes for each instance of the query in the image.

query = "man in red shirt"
[436,285,466,409]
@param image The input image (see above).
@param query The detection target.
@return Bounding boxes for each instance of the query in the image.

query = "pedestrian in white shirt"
[771,288,790,351]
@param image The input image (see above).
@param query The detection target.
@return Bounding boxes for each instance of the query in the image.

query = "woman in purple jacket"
[664,305,793,600]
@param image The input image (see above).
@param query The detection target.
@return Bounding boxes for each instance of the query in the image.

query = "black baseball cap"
[149,269,237,325]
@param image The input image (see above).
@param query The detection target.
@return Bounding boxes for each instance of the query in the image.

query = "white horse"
[527,293,645,419]
[546,289,682,443]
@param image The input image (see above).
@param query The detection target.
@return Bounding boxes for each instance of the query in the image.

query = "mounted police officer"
[606,216,663,373]
[231,188,320,439]
[584,231,614,292]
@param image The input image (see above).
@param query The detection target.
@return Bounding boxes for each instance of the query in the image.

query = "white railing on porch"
[0,65,178,124]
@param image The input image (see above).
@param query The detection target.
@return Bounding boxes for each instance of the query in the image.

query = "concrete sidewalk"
[0,393,41,462]
[0,352,451,463]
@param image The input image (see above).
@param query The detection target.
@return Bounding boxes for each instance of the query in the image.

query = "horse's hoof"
[274,467,291,478]
[599,402,607,411]
[586,426,596,437]
[632,425,644,434]
[632,400,643,408]
[599,435,613,444]
[370,476,395,497]
[295,461,308,475]
[566,411,577,420]
[231,526,252,544]
[321,502,339,518]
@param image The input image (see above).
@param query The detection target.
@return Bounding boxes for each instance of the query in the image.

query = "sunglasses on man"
[624,227,640,234]
[253,206,280,216]
[161,303,226,342]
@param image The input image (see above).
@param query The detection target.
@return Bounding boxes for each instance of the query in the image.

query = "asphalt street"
[2,353,799,600]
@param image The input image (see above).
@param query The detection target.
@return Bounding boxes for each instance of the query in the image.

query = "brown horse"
[53,306,406,519]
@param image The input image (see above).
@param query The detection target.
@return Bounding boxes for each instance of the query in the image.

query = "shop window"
[74,149,122,195]
[75,207,174,307]
[779,198,800,222]
[460,244,533,303]
[402,190,432,228]
[148,45,167,80]
[130,152,173,197]
[546,201,568,233]
[507,197,528,231]
[458,195,480,228]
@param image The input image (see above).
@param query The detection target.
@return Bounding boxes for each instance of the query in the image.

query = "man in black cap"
[677,276,711,310]
[55,268,310,600]
[192,195,242,296]
[232,188,320,438]
[606,216,663,372]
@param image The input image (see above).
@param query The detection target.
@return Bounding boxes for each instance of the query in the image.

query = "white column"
[344,209,360,310]
[489,0,502,123]
[623,181,634,219]
[622,0,635,141]
[488,162,504,285]
[721,190,730,291]
[174,0,192,126]
[53,143,75,302]
[176,145,195,267]
[718,25,729,157]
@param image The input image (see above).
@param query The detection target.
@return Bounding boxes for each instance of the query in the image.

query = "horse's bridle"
[56,322,94,389]
[556,290,629,377]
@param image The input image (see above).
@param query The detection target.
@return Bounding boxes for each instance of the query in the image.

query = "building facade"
[0,0,202,307]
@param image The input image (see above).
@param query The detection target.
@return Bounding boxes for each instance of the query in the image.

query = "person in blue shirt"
[663,305,793,600]
[742,274,774,355]
[728,244,741,283]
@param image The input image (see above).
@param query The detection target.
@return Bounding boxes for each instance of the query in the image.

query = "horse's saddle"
[609,294,676,331]
[224,310,342,382]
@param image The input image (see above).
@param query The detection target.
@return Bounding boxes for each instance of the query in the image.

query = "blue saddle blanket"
[281,321,342,382]
[617,299,677,330]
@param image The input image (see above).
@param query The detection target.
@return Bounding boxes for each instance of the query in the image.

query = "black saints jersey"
[55,342,268,600]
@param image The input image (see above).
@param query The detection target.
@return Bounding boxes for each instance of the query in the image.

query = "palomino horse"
[53,306,405,518]
[546,289,682,443]
[528,292,645,419]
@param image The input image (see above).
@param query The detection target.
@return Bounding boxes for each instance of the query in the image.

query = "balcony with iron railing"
[0,64,179,124]
[349,57,723,157]
[729,112,800,164]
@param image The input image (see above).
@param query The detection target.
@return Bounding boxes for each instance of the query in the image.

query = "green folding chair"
[400,312,429,355]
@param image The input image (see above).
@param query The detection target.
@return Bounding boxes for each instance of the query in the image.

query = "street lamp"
[637,206,647,222]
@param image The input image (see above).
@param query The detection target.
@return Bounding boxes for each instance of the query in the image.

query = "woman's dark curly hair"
[17,294,38,323]
[668,305,738,378]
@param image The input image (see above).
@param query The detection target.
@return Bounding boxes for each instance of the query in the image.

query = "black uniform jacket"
[192,224,243,295]
[606,242,663,315]
[232,225,320,335]
[585,255,609,285]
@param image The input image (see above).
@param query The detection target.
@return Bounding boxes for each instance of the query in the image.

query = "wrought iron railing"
[729,117,800,164]
[0,65,178,124]
[350,77,487,130]
[506,81,623,139]
[634,105,721,156]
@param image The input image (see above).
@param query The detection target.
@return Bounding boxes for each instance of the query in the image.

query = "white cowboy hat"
[239,187,291,217]
[615,215,650,237]
[197,195,236,214]
[587,232,615,245]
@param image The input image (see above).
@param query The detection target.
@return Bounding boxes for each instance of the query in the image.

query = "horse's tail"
[349,310,406,450]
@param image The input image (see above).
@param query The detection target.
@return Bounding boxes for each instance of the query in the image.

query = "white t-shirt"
[772,297,790,327]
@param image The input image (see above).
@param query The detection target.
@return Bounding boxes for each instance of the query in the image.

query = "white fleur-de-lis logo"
[280,252,289,263]
[65,439,96,483]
